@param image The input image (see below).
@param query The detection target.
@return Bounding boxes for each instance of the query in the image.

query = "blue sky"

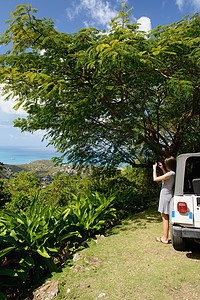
[0,0,199,148]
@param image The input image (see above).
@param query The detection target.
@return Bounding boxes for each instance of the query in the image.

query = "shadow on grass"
[186,242,200,260]
[110,205,162,234]
[127,206,161,222]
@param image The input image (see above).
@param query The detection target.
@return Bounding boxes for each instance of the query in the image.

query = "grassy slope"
[50,207,200,300]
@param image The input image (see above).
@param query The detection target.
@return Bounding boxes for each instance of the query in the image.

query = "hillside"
[1,160,74,181]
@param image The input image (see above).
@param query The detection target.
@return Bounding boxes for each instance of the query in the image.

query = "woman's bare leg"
[161,213,169,243]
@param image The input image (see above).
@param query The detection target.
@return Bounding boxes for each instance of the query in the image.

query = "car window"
[184,157,200,194]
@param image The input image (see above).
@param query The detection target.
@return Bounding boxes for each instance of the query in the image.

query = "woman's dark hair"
[164,156,176,171]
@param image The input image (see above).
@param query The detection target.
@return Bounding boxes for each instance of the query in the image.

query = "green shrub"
[0,194,78,298]
[0,190,117,297]
[84,165,159,216]
[68,192,117,238]
[0,164,160,298]
[0,180,11,209]
[40,173,89,207]
[3,172,41,212]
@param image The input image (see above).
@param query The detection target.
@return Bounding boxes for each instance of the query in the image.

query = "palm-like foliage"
[0,191,117,297]
[0,194,78,297]
[69,192,117,238]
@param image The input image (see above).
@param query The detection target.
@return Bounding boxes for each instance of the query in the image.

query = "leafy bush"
[3,172,41,212]
[0,190,117,298]
[0,180,11,209]
[0,165,159,298]
[85,165,159,216]
[40,173,89,207]
[68,192,117,238]
[0,194,78,298]
[1,165,159,217]
[0,162,4,175]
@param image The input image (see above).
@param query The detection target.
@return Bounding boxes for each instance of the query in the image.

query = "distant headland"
[1,160,75,182]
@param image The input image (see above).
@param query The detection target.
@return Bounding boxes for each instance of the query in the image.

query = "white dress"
[158,171,175,214]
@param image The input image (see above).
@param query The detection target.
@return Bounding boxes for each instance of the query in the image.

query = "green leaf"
[19,256,34,267]
[37,247,51,258]
[46,247,58,253]
[0,246,15,258]
[0,267,17,277]
[59,231,80,242]
[0,292,6,300]
[43,258,57,273]
[63,208,71,220]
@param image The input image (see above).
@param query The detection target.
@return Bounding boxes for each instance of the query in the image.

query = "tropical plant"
[68,192,117,238]
[0,193,78,297]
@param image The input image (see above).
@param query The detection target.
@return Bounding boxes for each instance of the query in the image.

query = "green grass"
[49,207,200,299]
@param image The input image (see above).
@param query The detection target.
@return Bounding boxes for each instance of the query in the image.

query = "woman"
[153,156,176,244]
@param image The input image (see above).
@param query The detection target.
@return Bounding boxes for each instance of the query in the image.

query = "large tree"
[0,5,199,167]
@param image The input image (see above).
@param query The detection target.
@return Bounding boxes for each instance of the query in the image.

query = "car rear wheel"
[171,225,187,251]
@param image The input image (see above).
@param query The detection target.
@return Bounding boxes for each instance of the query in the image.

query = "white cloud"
[24,130,45,138]
[190,0,200,9]
[0,85,26,116]
[66,3,81,20]
[0,124,11,129]
[67,1,152,32]
[137,16,152,33]
[116,0,128,3]
[66,0,118,28]
[175,0,200,10]
[0,96,26,116]
[39,49,46,56]
[175,0,184,10]
[9,134,14,140]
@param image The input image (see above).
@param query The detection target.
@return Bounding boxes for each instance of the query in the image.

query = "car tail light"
[177,202,187,213]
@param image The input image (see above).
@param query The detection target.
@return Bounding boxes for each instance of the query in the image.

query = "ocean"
[0,145,63,165]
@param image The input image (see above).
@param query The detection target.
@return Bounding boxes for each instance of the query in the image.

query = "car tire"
[171,225,187,251]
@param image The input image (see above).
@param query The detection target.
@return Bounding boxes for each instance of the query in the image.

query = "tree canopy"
[0,4,199,167]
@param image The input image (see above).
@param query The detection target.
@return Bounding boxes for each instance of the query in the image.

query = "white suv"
[170,153,200,250]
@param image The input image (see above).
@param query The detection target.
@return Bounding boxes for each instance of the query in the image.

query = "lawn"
[47,207,200,299]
